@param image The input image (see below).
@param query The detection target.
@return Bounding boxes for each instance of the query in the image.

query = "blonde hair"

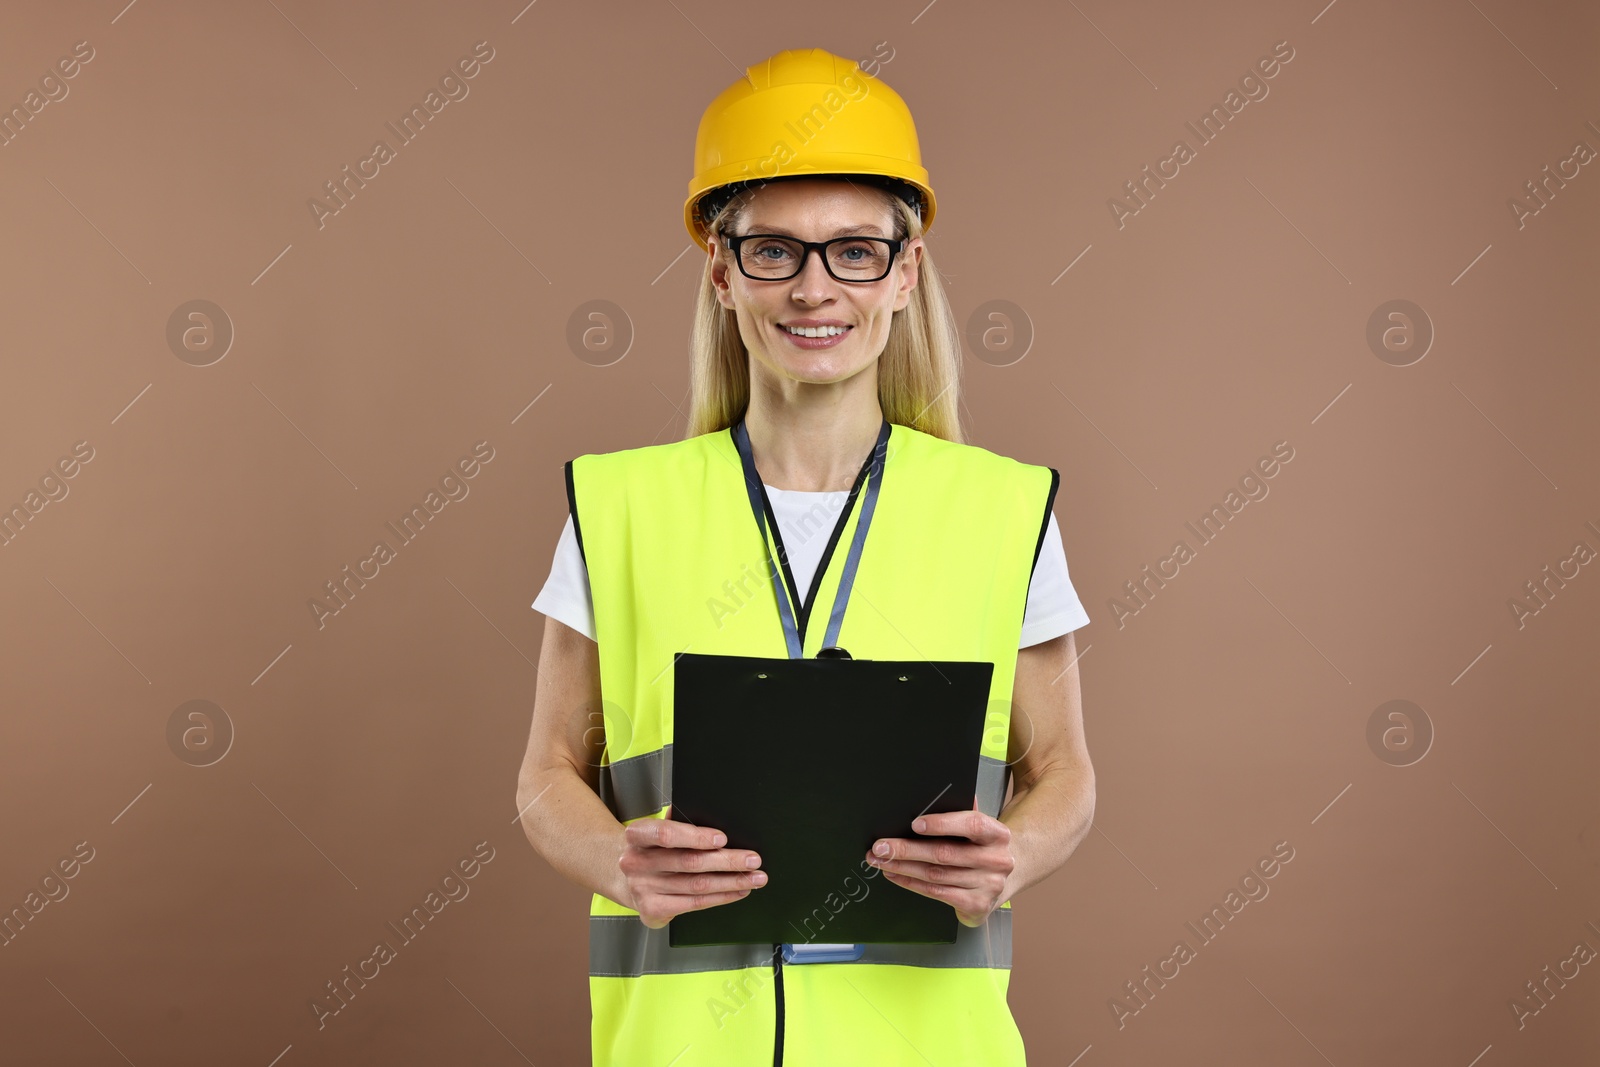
[684,182,965,443]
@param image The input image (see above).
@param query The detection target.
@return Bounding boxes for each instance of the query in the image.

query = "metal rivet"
[898,675,909,682]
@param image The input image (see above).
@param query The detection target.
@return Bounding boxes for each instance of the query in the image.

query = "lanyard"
[730,416,891,659]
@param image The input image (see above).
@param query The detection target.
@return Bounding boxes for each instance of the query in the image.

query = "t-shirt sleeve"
[1019,512,1090,647]
[531,514,597,642]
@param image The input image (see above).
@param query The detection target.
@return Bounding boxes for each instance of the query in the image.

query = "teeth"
[782,324,849,338]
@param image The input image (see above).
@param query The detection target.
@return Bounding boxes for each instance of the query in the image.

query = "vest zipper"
[772,944,786,1066]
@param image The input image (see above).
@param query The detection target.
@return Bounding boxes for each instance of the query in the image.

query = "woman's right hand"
[619,814,767,929]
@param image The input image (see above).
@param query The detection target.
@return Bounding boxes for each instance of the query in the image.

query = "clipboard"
[668,651,994,947]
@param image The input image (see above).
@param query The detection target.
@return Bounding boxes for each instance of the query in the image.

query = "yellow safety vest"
[566,418,1058,1067]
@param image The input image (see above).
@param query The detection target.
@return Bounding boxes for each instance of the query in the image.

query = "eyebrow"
[744,223,888,238]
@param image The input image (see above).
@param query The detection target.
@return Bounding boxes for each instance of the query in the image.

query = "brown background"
[1,1,1596,1064]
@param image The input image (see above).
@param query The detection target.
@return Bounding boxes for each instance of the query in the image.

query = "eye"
[750,240,796,260]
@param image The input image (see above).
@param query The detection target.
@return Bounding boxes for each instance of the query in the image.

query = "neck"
[742,362,884,493]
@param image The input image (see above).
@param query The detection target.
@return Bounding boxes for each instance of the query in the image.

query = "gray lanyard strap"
[730,417,891,659]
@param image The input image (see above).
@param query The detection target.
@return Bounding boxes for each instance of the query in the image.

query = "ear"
[709,238,736,310]
[891,238,923,314]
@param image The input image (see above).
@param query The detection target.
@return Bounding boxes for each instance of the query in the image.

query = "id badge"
[782,942,865,964]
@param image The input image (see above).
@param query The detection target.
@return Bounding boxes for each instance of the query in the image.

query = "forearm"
[997,760,1095,904]
[517,762,632,908]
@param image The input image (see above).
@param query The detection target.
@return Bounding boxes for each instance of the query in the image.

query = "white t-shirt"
[533,484,1089,647]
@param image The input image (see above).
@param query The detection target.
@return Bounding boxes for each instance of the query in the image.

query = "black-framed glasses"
[722,232,906,283]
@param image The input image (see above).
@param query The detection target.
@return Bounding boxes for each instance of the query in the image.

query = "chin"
[790,361,870,386]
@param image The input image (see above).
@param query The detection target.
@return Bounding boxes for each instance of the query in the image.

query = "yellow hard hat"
[684,47,937,251]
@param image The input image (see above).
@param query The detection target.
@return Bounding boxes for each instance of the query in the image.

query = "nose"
[789,245,840,301]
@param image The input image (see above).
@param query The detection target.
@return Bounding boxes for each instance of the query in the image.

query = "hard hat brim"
[685,166,936,252]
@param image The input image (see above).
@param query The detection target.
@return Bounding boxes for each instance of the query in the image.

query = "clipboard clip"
[783,942,865,964]
[815,646,852,660]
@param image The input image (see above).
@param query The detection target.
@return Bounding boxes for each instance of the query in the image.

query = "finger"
[879,869,956,903]
[625,818,729,850]
[638,887,752,928]
[654,847,764,874]
[651,869,768,896]
[627,869,766,906]
[869,836,982,867]
[878,870,993,927]
[645,870,766,905]
[911,810,1009,845]
[867,856,985,890]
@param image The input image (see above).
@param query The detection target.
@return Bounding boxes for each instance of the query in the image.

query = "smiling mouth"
[780,324,852,337]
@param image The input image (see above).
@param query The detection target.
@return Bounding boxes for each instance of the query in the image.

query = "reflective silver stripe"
[590,907,1011,977]
[859,908,1011,968]
[601,746,1010,824]
[599,745,671,823]
[589,917,776,977]
[976,755,1010,819]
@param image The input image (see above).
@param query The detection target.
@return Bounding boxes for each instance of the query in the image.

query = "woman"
[518,47,1096,1067]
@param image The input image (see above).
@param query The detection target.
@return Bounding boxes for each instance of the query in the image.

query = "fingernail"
[712,833,726,847]
[913,818,926,832]
[746,854,761,868]
[873,842,890,857]
[751,871,767,886]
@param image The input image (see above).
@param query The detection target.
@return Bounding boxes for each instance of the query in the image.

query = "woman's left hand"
[865,809,1015,927]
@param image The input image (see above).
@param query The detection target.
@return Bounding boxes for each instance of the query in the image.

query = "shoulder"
[569,429,732,479]
[892,423,1056,492]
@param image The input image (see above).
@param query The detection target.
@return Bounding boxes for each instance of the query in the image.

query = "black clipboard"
[668,651,994,947]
